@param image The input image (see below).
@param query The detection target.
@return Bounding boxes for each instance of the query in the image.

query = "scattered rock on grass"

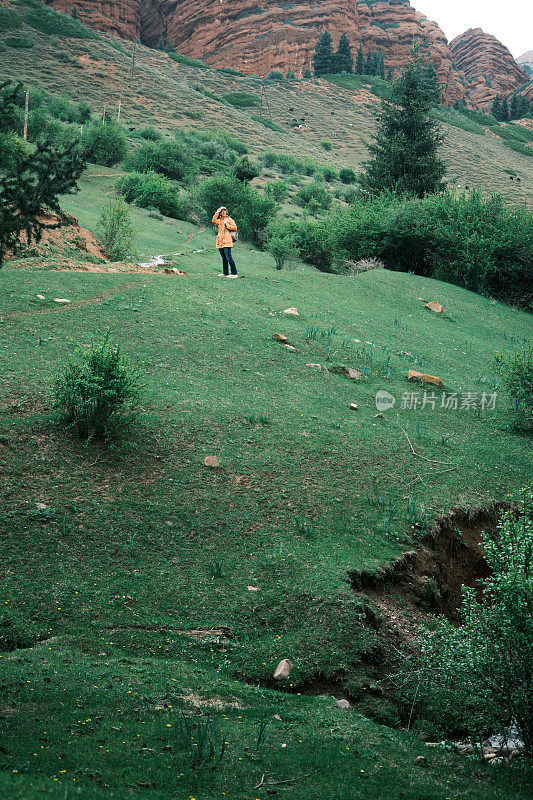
[283,307,299,316]
[374,413,385,419]
[247,585,260,592]
[349,403,358,411]
[37,294,45,300]
[408,370,442,387]
[414,756,427,766]
[425,300,443,313]
[272,333,288,343]
[284,344,298,351]
[203,456,220,468]
[347,368,364,380]
[273,659,293,680]
[336,699,351,709]
[162,267,187,275]
[54,298,71,304]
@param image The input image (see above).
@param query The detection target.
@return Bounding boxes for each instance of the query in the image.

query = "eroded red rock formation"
[450,28,528,109]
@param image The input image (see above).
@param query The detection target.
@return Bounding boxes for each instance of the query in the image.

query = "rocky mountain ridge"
[48,0,530,107]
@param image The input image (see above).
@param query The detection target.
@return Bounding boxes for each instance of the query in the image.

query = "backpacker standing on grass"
[212,206,238,277]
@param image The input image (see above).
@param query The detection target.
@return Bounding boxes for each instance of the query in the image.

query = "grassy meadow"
[1,173,532,798]
[1,2,532,798]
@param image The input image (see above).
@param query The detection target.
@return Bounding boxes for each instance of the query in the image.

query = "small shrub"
[265,180,289,202]
[0,132,28,168]
[25,2,97,39]
[250,115,285,133]
[295,181,333,214]
[0,8,22,31]
[5,36,34,48]
[0,612,38,651]
[233,155,260,182]
[97,198,137,261]
[346,257,385,274]
[125,139,191,181]
[82,120,128,166]
[344,187,359,203]
[261,151,278,169]
[54,340,142,440]
[267,236,299,269]
[339,167,357,184]
[217,66,244,76]
[132,126,163,141]
[116,171,184,219]
[223,92,260,108]
[322,165,337,182]
[494,346,533,430]
[267,70,284,81]
[168,51,211,69]
[303,68,312,79]
[320,140,333,151]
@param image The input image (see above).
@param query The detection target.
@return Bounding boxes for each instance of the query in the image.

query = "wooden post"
[23,88,29,141]
[102,104,106,123]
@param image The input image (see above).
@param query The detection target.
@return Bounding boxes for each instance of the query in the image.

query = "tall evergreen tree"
[364,51,376,76]
[335,33,353,74]
[421,62,441,104]
[387,67,394,82]
[500,96,510,122]
[356,45,365,75]
[313,30,335,76]
[376,51,385,79]
[359,48,446,198]
[491,95,502,120]
[509,94,519,120]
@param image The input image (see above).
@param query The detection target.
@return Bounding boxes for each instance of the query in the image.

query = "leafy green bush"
[223,92,260,108]
[265,180,289,202]
[216,66,244,76]
[320,140,333,151]
[267,236,299,269]
[233,155,260,182]
[501,139,533,157]
[131,126,163,141]
[168,51,211,69]
[0,8,22,31]
[174,129,247,176]
[497,124,533,143]
[339,167,357,184]
[303,190,533,301]
[194,175,277,244]
[5,36,33,48]
[54,340,142,440]
[97,198,137,261]
[0,132,28,168]
[116,171,184,219]
[432,105,485,135]
[295,181,334,213]
[82,120,128,166]
[125,139,191,181]
[0,612,38,651]
[322,166,337,182]
[494,346,533,430]
[405,493,533,755]
[267,70,284,81]
[25,0,97,39]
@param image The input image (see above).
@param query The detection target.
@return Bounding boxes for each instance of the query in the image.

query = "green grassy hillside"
[0,0,532,205]
[1,173,532,797]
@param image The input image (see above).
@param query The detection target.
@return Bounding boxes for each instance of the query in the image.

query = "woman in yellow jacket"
[212,206,238,277]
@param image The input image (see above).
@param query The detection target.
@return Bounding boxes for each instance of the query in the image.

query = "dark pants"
[219,246,237,275]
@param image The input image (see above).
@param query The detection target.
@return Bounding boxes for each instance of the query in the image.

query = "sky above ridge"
[412,0,531,58]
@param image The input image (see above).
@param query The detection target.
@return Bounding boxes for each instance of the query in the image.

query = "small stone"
[283,307,299,316]
[273,714,282,720]
[425,300,443,313]
[347,368,364,380]
[374,413,385,419]
[247,585,259,592]
[163,267,187,274]
[349,403,358,411]
[408,370,443,387]
[273,659,293,680]
[336,699,351,709]
[36,502,48,510]
[54,298,71,304]
[37,294,45,300]
[272,333,288,343]
[203,456,220,468]
[306,363,323,369]
[424,742,439,747]
[414,755,427,766]
[284,344,298,351]
[281,743,287,748]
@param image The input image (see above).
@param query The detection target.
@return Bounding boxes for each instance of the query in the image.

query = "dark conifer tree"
[313,30,335,76]
[509,94,519,120]
[500,96,510,121]
[335,33,353,74]
[356,45,365,75]
[376,51,385,79]
[364,51,376,76]
[359,48,446,198]
[491,95,502,120]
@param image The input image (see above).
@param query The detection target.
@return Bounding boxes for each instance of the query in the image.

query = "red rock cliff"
[450,28,528,108]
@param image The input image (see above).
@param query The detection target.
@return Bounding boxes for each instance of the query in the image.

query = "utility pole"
[23,88,29,141]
